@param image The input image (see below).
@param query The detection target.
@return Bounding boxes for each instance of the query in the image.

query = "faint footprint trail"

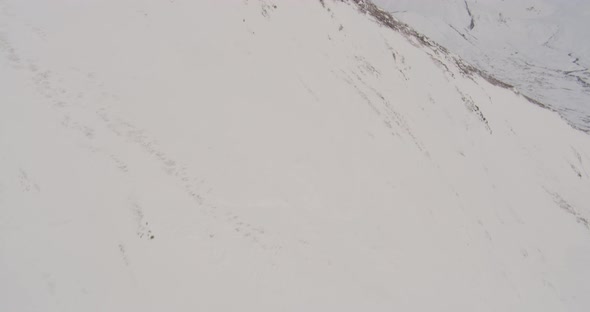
[0,11,282,254]
[131,202,155,240]
[95,107,206,206]
[94,106,280,250]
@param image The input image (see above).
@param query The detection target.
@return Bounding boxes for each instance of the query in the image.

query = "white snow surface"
[373,0,590,132]
[1,0,590,311]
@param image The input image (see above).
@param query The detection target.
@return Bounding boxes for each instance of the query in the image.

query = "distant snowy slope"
[374,0,590,132]
[1,0,590,311]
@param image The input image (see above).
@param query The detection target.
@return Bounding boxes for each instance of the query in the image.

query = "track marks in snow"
[456,87,492,134]
[41,273,57,297]
[225,213,278,251]
[95,108,206,207]
[477,219,493,242]
[118,243,130,266]
[109,155,129,173]
[354,55,381,78]
[18,168,40,193]
[258,0,277,19]
[569,163,583,179]
[132,202,155,241]
[1,27,282,254]
[0,30,20,66]
[298,77,320,102]
[546,189,590,230]
[385,45,411,81]
[464,0,475,30]
[60,115,95,140]
[336,66,430,156]
[569,147,588,178]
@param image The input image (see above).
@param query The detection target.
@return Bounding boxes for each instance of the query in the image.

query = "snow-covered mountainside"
[1,0,590,311]
[373,0,590,133]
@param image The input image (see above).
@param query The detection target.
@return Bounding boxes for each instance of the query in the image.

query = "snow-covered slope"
[374,0,590,133]
[1,0,590,311]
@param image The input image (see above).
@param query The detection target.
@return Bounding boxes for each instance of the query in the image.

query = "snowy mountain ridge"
[373,0,590,133]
